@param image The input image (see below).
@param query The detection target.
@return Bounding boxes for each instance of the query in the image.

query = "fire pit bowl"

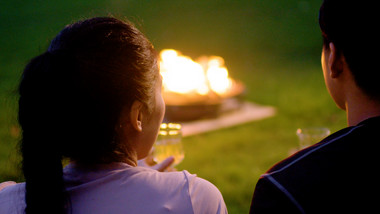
[159,49,246,122]
[164,103,221,122]
[163,81,245,122]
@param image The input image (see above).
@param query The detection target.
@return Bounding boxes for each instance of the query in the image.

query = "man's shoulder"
[267,124,370,175]
[253,121,379,213]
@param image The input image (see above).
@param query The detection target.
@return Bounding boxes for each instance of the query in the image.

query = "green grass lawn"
[0,0,346,213]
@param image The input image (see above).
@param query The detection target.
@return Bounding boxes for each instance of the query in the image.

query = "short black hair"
[319,0,380,99]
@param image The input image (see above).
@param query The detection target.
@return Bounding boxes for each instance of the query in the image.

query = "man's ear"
[328,42,344,78]
[130,100,143,132]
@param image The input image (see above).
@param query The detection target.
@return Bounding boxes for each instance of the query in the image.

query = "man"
[250,1,380,213]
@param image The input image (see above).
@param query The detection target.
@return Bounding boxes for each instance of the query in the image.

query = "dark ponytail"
[19,53,68,214]
[18,17,158,213]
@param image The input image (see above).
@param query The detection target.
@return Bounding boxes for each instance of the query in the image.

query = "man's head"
[319,0,380,100]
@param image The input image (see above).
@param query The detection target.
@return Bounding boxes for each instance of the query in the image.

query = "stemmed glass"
[153,123,184,166]
[296,127,331,149]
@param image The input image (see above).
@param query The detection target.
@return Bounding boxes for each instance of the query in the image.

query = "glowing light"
[159,49,233,96]
[160,49,209,95]
[206,57,232,94]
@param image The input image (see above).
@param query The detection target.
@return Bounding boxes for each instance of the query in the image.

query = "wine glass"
[296,127,331,149]
[153,123,184,166]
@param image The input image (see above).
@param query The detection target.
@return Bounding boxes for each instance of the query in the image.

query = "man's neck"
[346,95,380,126]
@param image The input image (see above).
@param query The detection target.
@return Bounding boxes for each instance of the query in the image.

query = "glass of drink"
[296,127,331,149]
[153,123,184,166]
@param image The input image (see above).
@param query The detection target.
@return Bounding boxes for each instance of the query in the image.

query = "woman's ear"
[130,100,143,132]
[328,42,344,78]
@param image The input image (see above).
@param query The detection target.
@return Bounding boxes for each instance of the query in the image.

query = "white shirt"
[0,163,227,214]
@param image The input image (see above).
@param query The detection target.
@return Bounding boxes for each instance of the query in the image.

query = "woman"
[0,17,227,214]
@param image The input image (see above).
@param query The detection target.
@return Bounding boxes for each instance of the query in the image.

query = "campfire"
[159,49,245,122]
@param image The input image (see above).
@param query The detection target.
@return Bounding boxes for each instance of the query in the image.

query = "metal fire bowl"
[164,102,221,122]
[163,81,245,122]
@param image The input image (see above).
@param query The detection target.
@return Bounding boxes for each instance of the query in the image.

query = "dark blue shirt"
[250,116,380,213]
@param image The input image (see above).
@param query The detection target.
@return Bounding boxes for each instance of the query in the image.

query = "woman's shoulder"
[128,167,195,187]
[132,167,215,190]
[132,168,227,213]
[0,182,26,214]
[0,182,25,198]
[64,164,227,213]
[181,171,227,214]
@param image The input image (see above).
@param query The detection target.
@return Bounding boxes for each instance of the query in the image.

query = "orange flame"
[159,49,233,97]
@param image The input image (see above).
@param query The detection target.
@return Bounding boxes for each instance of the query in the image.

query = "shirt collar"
[357,116,380,126]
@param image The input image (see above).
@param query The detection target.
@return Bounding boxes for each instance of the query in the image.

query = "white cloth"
[0,163,227,214]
